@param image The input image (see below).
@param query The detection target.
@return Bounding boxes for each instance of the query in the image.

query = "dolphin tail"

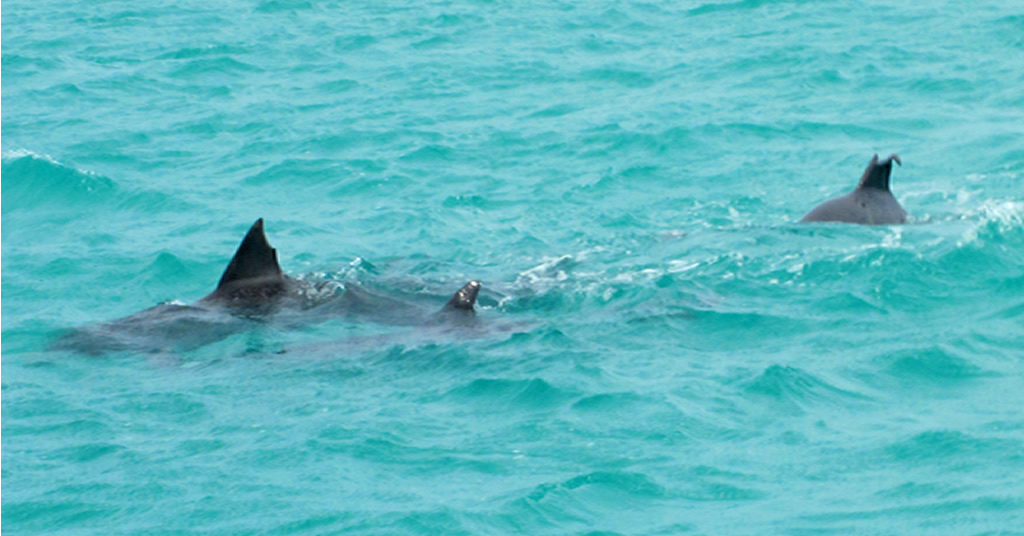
[215,218,284,290]
[443,280,481,312]
[856,153,901,191]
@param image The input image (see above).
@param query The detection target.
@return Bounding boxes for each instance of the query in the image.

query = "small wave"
[688,0,781,16]
[501,470,670,528]
[741,365,870,412]
[881,430,1024,469]
[267,514,356,535]
[112,392,211,425]
[957,199,1024,244]
[875,346,991,384]
[310,428,506,478]
[2,499,119,531]
[571,391,651,412]
[686,310,812,350]
[399,144,455,163]
[799,496,1024,526]
[578,67,656,89]
[3,415,113,441]
[445,378,578,410]
[333,35,376,52]
[176,438,227,457]
[155,44,250,61]
[412,35,454,50]
[167,57,263,79]
[1,151,118,212]
[1,150,194,215]
[242,158,347,187]
[51,442,124,463]
[314,78,360,93]
[1,53,61,72]
[485,326,576,349]
[525,103,582,119]
[132,252,199,288]
[530,471,667,501]
[501,468,762,530]
[254,0,313,14]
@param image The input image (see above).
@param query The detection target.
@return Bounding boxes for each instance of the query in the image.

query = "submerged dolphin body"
[801,154,907,225]
[55,219,482,355]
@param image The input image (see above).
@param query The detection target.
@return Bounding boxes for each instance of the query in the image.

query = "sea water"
[3,0,1023,533]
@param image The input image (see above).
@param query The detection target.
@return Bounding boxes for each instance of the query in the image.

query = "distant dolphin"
[55,219,481,354]
[801,154,907,225]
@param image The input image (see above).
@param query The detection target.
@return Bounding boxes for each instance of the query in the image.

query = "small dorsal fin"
[215,218,283,290]
[443,280,481,312]
[856,153,901,191]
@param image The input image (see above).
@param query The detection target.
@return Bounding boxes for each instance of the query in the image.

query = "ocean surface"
[3,0,1023,533]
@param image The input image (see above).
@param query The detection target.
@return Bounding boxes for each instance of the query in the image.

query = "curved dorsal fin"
[216,218,283,290]
[443,280,481,312]
[857,153,901,191]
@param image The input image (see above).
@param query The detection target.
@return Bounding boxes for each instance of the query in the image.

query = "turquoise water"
[3,0,1024,533]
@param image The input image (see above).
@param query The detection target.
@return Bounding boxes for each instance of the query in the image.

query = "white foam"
[957,199,1024,246]
[2,148,58,163]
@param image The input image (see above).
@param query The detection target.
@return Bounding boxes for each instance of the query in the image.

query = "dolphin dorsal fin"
[443,280,481,312]
[857,153,901,191]
[215,218,283,290]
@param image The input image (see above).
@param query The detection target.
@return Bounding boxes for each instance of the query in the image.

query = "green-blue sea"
[3,0,1023,534]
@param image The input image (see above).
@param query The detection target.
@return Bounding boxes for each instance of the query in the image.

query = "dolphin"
[54,219,482,355]
[800,154,907,225]
[313,276,481,327]
[200,218,309,311]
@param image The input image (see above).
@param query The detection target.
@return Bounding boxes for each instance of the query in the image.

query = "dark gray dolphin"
[442,280,481,312]
[432,280,482,326]
[54,219,482,355]
[199,218,307,311]
[312,279,482,327]
[801,154,906,225]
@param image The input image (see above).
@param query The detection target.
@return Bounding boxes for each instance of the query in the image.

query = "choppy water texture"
[4,0,1024,533]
